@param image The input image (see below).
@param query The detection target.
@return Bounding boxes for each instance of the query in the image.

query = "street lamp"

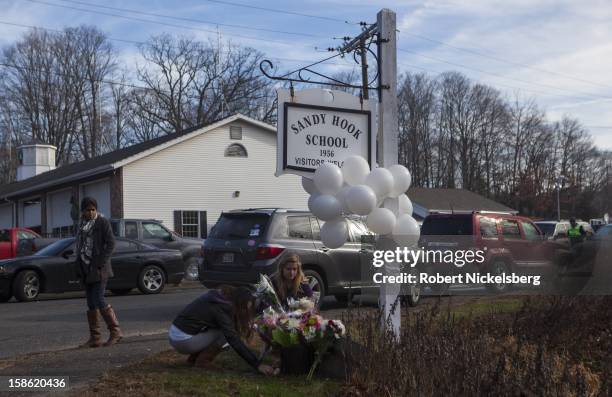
[554,175,566,222]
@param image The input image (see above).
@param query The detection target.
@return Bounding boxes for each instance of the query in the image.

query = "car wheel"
[110,288,132,296]
[137,265,166,294]
[184,257,199,281]
[303,269,325,306]
[13,270,41,302]
[487,260,511,293]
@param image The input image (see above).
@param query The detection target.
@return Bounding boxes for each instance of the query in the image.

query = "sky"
[0,0,611,150]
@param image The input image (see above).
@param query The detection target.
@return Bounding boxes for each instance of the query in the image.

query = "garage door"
[81,179,111,218]
[0,204,13,228]
[48,189,73,229]
[22,200,41,228]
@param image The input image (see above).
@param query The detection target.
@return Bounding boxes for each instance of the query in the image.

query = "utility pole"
[324,9,401,337]
[376,9,400,338]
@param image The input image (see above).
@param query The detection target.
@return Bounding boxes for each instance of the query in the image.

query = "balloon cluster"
[303,156,420,249]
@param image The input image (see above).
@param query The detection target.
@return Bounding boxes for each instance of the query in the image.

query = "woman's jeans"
[85,280,107,310]
[169,329,226,355]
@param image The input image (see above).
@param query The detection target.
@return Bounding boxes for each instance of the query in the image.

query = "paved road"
[0,284,206,359]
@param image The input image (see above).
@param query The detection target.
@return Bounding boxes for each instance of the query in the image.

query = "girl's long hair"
[219,285,255,340]
[275,253,306,302]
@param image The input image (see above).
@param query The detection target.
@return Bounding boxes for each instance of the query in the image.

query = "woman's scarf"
[76,215,97,265]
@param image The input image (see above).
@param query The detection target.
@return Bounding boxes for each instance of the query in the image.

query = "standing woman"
[273,254,313,309]
[76,197,121,348]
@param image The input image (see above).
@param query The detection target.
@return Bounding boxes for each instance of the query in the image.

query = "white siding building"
[0,114,308,237]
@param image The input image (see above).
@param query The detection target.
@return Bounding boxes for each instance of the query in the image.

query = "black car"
[198,208,420,306]
[111,218,204,281]
[0,237,184,303]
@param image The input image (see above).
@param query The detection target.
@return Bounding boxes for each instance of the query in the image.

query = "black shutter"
[199,211,208,239]
[174,210,182,236]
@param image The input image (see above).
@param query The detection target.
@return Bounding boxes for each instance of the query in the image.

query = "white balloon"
[398,194,413,216]
[366,207,397,235]
[310,194,342,221]
[335,184,353,214]
[307,193,320,213]
[301,176,318,195]
[345,185,377,215]
[320,218,348,249]
[383,197,399,215]
[341,155,370,186]
[388,165,412,197]
[392,214,420,247]
[314,162,343,195]
[365,168,394,198]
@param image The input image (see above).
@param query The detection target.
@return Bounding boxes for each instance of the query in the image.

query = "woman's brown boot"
[80,310,102,348]
[194,345,223,369]
[100,305,122,346]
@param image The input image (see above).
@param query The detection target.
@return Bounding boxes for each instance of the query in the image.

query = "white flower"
[287,318,301,330]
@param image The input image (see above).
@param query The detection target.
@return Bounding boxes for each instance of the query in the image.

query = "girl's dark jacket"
[172,290,260,369]
[76,216,116,284]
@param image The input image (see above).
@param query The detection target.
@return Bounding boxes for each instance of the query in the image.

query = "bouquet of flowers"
[254,273,284,313]
[253,297,346,379]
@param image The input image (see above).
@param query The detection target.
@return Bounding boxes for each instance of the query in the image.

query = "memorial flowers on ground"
[254,289,346,379]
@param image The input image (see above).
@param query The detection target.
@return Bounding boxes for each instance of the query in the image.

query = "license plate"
[222,253,234,263]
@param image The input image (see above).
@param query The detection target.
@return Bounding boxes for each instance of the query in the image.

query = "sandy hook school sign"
[275,88,377,177]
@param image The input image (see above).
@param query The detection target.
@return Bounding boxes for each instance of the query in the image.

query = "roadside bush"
[341,297,611,397]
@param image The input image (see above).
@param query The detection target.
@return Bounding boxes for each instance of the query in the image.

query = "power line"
[52,0,326,38]
[0,20,357,69]
[24,0,315,48]
[398,48,612,100]
[395,60,599,101]
[399,33,612,90]
[199,0,357,24]
[0,61,271,99]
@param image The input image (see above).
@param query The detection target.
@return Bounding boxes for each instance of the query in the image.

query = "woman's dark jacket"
[172,290,260,369]
[76,216,116,284]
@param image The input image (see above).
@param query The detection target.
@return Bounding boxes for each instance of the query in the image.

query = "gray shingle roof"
[0,123,205,200]
[408,187,516,213]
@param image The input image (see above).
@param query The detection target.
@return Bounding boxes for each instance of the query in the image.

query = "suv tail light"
[256,244,285,260]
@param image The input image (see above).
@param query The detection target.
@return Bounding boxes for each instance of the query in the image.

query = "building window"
[182,211,199,238]
[224,143,247,157]
[52,225,74,238]
[174,210,207,239]
[230,125,242,140]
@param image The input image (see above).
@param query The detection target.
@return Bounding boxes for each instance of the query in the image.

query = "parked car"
[110,218,203,281]
[0,228,56,260]
[0,237,184,303]
[534,220,594,240]
[197,208,421,305]
[419,211,562,293]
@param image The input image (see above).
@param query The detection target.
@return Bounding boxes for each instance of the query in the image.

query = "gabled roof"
[408,187,516,214]
[0,114,275,200]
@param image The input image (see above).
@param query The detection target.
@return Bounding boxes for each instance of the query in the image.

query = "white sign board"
[276,88,377,177]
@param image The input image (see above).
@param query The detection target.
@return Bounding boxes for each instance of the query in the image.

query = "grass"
[444,296,524,318]
[76,295,546,397]
[77,339,340,397]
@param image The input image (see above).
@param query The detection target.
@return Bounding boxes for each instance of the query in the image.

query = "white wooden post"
[377,9,401,337]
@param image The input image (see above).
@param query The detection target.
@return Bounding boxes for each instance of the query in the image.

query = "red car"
[418,211,561,292]
[0,228,43,260]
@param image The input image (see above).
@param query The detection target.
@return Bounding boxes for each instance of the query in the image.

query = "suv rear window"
[209,213,270,240]
[421,215,473,236]
[535,223,555,237]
